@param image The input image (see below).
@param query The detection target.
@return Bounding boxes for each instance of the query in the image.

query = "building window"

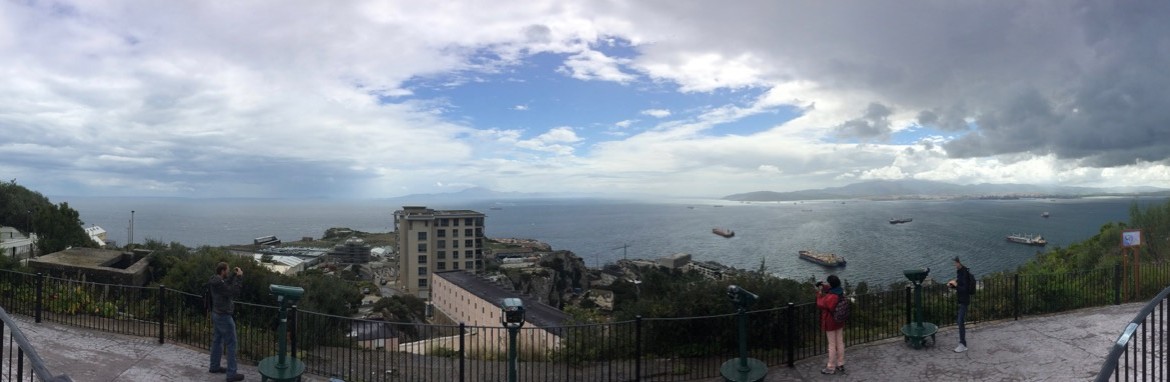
[437,229,446,238]
[437,240,446,249]
[437,262,446,271]
[417,243,427,252]
[452,262,459,270]
[417,267,428,276]
[418,255,427,263]
[453,218,460,227]
[451,252,459,260]
[417,232,427,240]
[464,218,473,225]
[418,279,428,288]
[465,261,474,269]
[465,250,473,258]
[453,240,459,248]
[453,229,459,238]
[437,251,446,260]
[464,239,473,248]
[464,228,473,237]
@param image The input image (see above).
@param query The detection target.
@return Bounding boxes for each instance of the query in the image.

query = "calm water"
[60,196,1167,286]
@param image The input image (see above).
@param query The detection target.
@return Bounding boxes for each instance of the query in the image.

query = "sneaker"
[954,344,968,353]
[820,367,836,375]
[226,374,245,382]
[836,365,846,374]
[209,367,226,374]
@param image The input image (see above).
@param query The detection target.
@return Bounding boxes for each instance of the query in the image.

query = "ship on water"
[799,250,847,267]
[889,218,913,224]
[1006,233,1047,246]
[712,228,735,238]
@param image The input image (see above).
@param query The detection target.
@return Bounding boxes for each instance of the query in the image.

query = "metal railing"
[1095,284,1170,382]
[0,306,72,381]
[0,262,1166,381]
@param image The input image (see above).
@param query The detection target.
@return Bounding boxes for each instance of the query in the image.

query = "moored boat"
[799,250,847,267]
[712,228,735,238]
[1006,233,1047,246]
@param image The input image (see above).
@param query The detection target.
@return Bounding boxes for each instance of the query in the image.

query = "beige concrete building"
[394,206,486,299]
[430,271,568,353]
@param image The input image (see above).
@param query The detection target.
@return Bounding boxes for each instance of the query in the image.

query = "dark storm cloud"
[635,0,1170,167]
[936,0,1170,166]
[834,102,892,141]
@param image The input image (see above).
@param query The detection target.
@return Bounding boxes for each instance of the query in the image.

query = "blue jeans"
[957,303,968,346]
[210,312,238,375]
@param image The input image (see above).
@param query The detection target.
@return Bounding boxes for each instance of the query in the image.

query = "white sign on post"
[1122,230,1142,248]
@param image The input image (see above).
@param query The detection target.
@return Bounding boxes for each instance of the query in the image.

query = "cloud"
[557,49,636,83]
[2,0,1169,198]
[516,126,581,155]
[641,109,671,118]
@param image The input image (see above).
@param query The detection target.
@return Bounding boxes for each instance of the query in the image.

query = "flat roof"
[434,270,570,328]
[30,248,126,268]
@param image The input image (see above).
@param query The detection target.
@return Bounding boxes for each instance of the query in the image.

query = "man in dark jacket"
[208,262,245,381]
[947,256,973,353]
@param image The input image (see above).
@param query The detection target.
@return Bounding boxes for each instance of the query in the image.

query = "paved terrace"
[12,303,1141,381]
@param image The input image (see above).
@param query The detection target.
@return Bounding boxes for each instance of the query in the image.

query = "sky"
[2,0,1170,199]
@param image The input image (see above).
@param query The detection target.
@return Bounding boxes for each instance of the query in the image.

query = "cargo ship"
[889,218,913,224]
[1006,233,1047,246]
[712,228,735,238]
[799,250,847,267]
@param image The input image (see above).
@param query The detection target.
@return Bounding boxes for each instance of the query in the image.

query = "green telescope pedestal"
[901,269,938,349]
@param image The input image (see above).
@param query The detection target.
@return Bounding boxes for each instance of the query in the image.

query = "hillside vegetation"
[0,181,94,254]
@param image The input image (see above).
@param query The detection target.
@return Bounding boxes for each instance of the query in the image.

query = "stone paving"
[11,302,1143,381]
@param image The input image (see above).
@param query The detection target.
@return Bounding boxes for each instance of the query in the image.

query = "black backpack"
[966,269,977,295]
[832,293,850,324]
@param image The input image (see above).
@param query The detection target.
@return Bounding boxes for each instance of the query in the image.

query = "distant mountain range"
[722,179,1170,202]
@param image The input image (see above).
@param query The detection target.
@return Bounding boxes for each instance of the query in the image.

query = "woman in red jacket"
[816,275,846,374]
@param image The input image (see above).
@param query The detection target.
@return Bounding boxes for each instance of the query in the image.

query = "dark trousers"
[957,303,968,346]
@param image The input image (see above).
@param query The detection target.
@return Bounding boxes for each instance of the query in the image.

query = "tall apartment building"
[394,206,486,299]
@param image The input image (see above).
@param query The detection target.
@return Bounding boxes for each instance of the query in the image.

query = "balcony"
[0,265,1165,381]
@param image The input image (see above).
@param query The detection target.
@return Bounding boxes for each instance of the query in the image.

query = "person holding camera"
[946,256,973,353]
[816,275,846,375]
[208,262,245,381]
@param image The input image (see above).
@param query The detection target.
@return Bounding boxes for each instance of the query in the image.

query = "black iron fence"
[1095,284,1170,382]
[0,263,1168,381]
[0,306,72,381]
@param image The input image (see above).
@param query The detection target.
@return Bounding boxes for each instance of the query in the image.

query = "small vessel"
[489,207,503,210]
[712,228,735,238]
[799,250,847,267]
[889,218,913,224]
[1041,212,1050,218]
[1006,233,1047,246]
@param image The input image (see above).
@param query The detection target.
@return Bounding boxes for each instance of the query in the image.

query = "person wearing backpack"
[947,256,974,353]
[816,275,847,374]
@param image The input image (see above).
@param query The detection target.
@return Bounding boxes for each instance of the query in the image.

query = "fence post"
[785,302,795,368]
[158,285,166,344]
[1013,274,1020,321]
[635,315,643,382]
[35,273,43,323]
[1114,263,1122,305]
[458,322,465,382]
[290,305,298,362]
[905,285,912,326]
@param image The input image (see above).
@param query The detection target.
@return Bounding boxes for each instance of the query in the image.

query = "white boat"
[1006,233,1047,246]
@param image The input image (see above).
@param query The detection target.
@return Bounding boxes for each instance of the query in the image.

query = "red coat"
[817,289,846,332]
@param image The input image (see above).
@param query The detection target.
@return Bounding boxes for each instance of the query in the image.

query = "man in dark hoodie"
[208,262,245,382]
[947,256,973,353]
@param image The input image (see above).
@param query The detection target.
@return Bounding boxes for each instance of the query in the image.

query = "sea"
[57,196,1169,287]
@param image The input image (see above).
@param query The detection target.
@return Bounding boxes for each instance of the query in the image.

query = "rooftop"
[434,270,571,328]
[10,302,1138,381]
